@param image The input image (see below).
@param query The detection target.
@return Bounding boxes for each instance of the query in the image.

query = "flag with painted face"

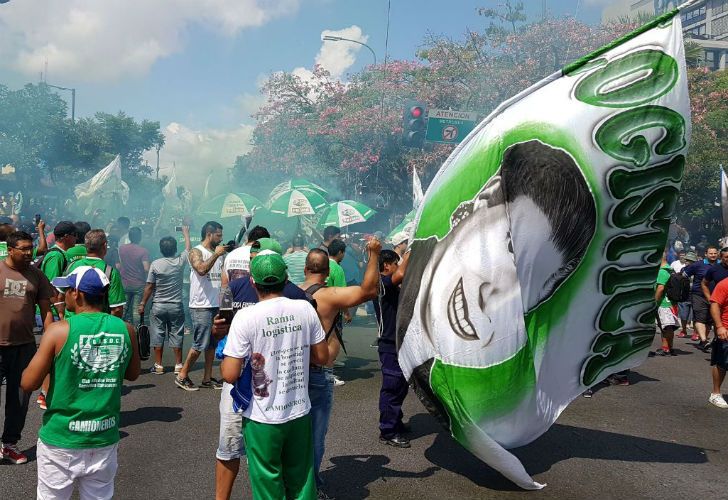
[397,10,691,490]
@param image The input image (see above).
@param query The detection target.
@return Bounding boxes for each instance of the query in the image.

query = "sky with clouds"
[0,0,606,188]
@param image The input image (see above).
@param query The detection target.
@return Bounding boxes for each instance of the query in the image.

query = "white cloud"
[317,25,369,79]
[287,25,368,95]
[144,121,254,194]
[0,0,299,82]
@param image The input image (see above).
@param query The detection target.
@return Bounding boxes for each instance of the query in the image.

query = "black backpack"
[665,268,690,303]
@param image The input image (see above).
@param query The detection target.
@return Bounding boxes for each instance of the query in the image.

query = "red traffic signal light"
[402,100,427,148]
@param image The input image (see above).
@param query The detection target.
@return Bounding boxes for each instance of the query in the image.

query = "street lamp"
[44,83,76,123]
[322,35,377,66]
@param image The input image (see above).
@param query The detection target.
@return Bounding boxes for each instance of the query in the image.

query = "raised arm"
[182,225,192,253]
[189,246,226,276]
[323,240,382,310]
[36,220,48,256]
[391,251,410,287]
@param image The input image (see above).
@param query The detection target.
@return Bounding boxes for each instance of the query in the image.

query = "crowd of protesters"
[0,211,406,500]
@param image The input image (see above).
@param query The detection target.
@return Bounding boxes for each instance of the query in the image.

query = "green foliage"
[0,83,164,202]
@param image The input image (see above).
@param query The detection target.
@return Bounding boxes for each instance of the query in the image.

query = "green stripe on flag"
[563,9,679,75]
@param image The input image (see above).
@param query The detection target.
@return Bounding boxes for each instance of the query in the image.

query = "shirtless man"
[301,239,381,497]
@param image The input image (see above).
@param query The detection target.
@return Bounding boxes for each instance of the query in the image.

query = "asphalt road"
[2,320,726,499]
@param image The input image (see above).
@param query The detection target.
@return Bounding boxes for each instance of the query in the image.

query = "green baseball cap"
[251,238,283,255]
[250,252,288,285]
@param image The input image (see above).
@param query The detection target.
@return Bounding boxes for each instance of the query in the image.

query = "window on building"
[704,50,717,70]
[714,0,728,16]
[682,6,707,26]
[687,24,708,37]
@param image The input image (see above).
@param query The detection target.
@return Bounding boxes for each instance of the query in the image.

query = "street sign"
[425,108,478,144]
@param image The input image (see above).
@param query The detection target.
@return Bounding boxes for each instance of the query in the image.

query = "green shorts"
[243,414,316,500]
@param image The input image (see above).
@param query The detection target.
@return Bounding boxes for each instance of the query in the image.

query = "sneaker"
[150,363,164,375]
[200,378,223,389]
[582,388,593,398]
[655,348,671,356]
[174,363,183,374]
[175,376,199,391]
[379,434,411,448]
[677,330,687,338]
[709,393,728,409]
[37,392,47,410]
[690,333,700,342]
[333,375,345,387]
[1,444,28,464]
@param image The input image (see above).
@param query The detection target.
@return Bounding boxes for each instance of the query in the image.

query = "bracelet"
[53,302,65,306]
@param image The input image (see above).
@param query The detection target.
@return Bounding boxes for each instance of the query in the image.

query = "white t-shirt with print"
[223,245,251,282]
[223,296,325,424]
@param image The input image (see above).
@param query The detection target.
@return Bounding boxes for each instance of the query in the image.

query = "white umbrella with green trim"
[387,209,416,243]
[318,200,376,228]
[197,192,264,219]
[269,178,328,204]
[269,188,328,217]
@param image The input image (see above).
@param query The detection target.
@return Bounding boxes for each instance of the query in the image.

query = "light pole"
[44,83,76,123]
[322,35,377,66]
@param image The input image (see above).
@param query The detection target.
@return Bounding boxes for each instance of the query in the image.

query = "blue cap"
[52,266,110,297]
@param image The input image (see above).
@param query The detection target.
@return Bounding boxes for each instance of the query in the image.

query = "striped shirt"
[283,250,308,286]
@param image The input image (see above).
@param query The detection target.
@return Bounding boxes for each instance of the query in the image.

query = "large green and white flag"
[397,10,691,490]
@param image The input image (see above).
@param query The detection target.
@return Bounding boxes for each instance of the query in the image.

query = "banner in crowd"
[74,155,129,215]
[397,9,691,489]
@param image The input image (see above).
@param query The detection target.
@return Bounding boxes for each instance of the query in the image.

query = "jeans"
[308,366,333,488]
[122,284,145,325]
[150,302,185,348]
[190,307,218,352]
[0,343,36,445]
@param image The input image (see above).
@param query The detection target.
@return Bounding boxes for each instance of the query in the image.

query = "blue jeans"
[308,366,333,488]
[190,307,218,351]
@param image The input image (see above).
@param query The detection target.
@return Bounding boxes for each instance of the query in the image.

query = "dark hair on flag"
[500,140,596,294]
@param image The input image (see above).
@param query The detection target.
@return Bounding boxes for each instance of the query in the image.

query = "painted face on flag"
[403,140,596,371]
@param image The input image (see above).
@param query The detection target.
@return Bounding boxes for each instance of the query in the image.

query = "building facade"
[603,0,728,70]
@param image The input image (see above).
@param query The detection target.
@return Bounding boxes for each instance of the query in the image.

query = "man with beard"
[0,231,54,464]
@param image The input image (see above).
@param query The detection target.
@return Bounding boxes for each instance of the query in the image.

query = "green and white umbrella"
[269,188,328,217]
[387,209,416,242]
[269,178,328,204]
[319,200,376,228]
[197,192,263,220]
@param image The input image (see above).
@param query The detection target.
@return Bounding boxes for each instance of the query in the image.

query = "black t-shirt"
[373,274,399,353]
[704,263,728,293]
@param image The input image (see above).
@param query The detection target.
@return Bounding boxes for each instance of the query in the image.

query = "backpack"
[34,247,67,275]
[665,268,690,303]
[304,283,346,354]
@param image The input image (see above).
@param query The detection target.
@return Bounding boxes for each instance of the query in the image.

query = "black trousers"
[0,342,36,445]
[378,350,408,438]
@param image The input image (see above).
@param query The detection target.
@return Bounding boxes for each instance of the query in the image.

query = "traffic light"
[402,100,427,148]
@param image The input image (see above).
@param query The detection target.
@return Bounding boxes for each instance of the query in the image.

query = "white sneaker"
[174,364,183,374]
[333,375,345,387]
[709,393,728,408]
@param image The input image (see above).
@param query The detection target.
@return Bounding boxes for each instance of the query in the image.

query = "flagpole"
[677,0,701,10]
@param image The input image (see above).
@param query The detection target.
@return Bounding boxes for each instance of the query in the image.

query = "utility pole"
[44,82,77,123]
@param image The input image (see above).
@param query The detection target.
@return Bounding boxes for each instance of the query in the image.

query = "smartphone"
[219,307,235,324]
[34,214,41,225]
[175,226,183,232]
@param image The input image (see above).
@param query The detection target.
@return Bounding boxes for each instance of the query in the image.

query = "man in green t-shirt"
[655,251,679,356]
[64,221,91,268]
[65,230,126,318]
[0,223,13,259]
[21,265,140,499]
[40,221,78,319]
